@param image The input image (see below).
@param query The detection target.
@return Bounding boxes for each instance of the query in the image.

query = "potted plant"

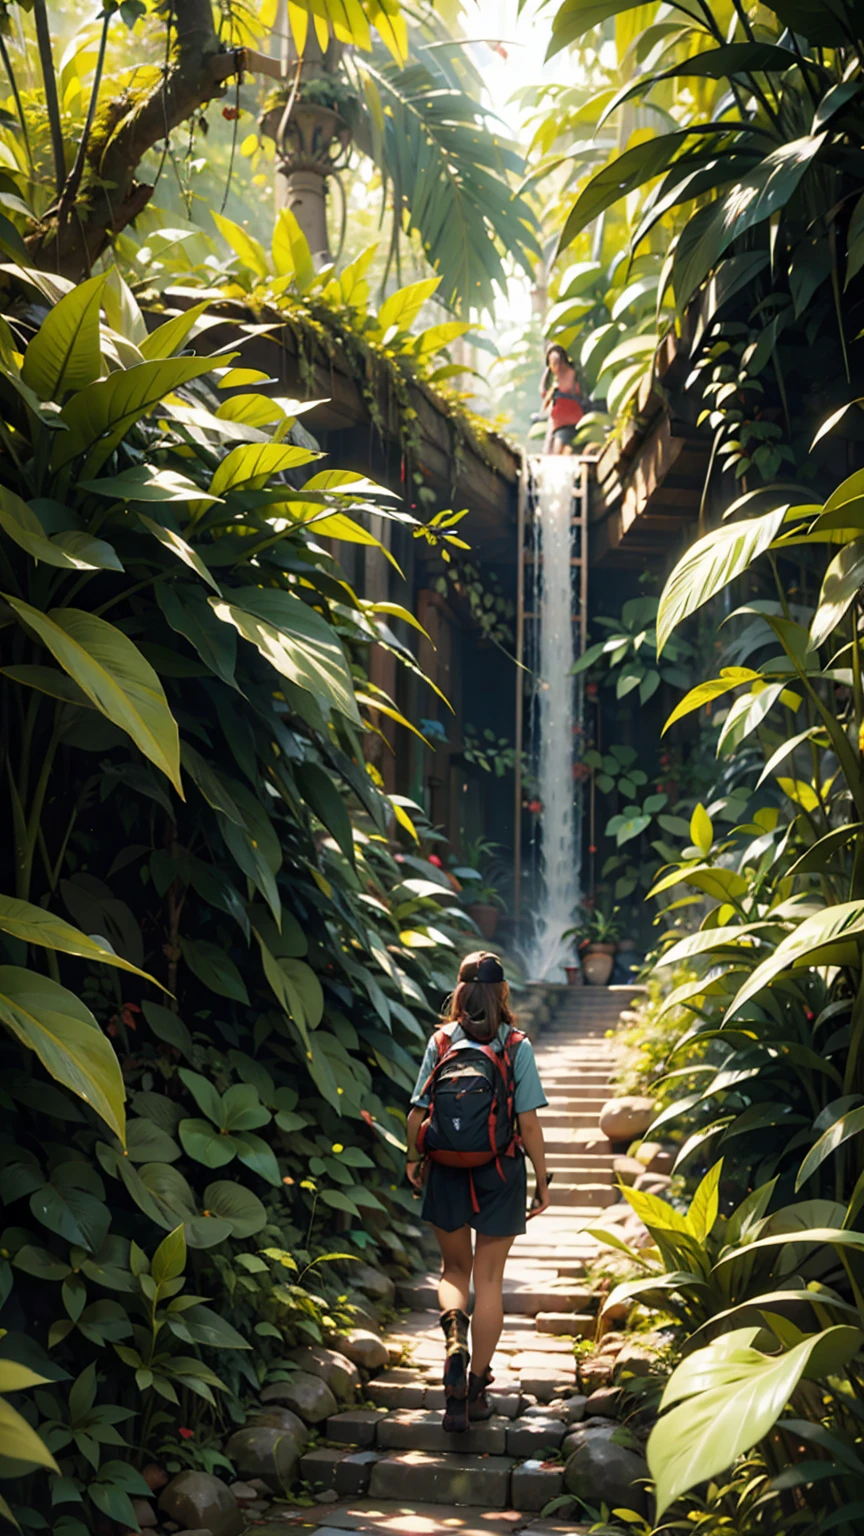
[453,837,508,940]
[564,902,623,986]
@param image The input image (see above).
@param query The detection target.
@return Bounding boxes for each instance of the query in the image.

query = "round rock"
[260,1369,337,1424]
[335,1328,389,1371]
[564,1424,648,1515]
[248,1406,309,1444]
[599,1097,655,1142]
[223,1424,303,1490]
[284,1345,361,1402]
[158,1471,243,1536]
[352,1263,396,1306]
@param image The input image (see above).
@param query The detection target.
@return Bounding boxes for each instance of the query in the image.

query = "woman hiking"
[406,952,550,1432]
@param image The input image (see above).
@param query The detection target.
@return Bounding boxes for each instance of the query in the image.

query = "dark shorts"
[421,1153,528,1237]
[549,424,577,450]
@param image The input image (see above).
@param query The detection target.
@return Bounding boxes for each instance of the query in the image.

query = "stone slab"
[297,1500,525,1534]
[506,1419,567,1457]
[301,1447,348,1491]
[377,1409,507,1455]
[511,1460,566,1513]
[369,1450,516,1508]
[335,1451,379,1497]
[367,1379,426,1409]
[534,1314,595,1338]
[326,1410,387,1447]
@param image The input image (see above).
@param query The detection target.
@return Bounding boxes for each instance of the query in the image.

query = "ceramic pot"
[467,903,499,939]
[581,942,616,986]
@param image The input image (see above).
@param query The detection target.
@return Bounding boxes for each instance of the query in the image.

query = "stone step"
[369,1450,515,1508]
[397,1278,594,1315]
[535,1312,596,1337]
[377,1409,508,1454]
[548,1182,616,1207]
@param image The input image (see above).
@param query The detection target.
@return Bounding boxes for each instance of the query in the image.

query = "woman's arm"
[406,1105,425,1188]
[517,1108,549,1218]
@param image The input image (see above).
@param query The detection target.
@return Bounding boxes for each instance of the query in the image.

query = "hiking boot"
[440,1308,469,1432]
[468,1365,495,1421]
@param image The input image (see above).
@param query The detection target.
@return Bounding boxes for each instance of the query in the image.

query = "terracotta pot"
[467,903,500,939]
[581,942,616,986]
[565,965,582,986]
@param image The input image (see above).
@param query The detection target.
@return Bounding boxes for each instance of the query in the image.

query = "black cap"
[475,956,505,983]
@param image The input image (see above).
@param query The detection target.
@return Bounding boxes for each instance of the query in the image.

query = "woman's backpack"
[415,1024,526,1209]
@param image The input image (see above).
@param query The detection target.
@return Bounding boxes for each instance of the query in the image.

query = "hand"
[528,1182,550,1220]
[406,1159,423,1190]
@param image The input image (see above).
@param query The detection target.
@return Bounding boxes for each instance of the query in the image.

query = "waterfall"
[527,456,581,980]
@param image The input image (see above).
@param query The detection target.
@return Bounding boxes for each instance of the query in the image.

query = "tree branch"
[27,0,238,279]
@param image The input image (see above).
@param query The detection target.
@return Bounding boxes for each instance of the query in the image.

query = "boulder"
[635,1141,676,1175]
[248,1406,309,1445]
[563,1424,649,1515]
[223,1424,303,1491]
[283,1346,361,1402]
[158,1472,243,1536]
[613,1155,645,1188]
[352,1264,396,1306]
[585,1387,620,1418]
[599,1097,655,1143]
[615,1340,657,1379]
[578,1356,615,1392]
[228,1481,259,1504]
[559,1394,588,1424]
[335,1328,389,1371]
[131,1498,157,1528]
[259,1369,337,1424]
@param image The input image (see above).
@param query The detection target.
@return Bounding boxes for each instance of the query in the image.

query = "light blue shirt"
[410,1022,548,1114]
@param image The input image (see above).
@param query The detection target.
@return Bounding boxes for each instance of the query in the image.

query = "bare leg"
[433,1223,473,1313]
[471,1232,515,1376]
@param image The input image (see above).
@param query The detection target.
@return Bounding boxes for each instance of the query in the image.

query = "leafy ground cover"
[0,261,476,1531]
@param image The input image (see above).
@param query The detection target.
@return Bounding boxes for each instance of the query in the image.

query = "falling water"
[527,456,581,980]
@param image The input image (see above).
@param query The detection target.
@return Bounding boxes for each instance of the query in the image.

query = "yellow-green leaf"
[0,894,165,988]
[0,965,125,1142]
[213,211,270,278]
[5,595,183,795]
[689,802,713,855]
[137,515,221,594]
[140,299,214,360]
[272,207,315,290]
[378,277,440,336]
[210,590,361,723]
[21,272,106,401]
[209,442,320,497]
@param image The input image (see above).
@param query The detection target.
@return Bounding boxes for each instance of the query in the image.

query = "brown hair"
[445,951,516,1043]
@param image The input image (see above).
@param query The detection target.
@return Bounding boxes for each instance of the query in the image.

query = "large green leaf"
[203,1180,267,1238]
[0,1397,59,1470]
[6,596,182,795]
[52,356,217,473]
[0,966,125,1141]
[558,131,696,255]
[673,133,826,308]
[296,760,356,865]
[731,902,864,1014]
[180,938,249,1004]
[0,894,162,986]
[810,538,864,649]
[657,509,786,653]
[211,590,361,723]
[649,1325,863,1516]
[21,273,105,401]
[0,485,115,571]
[797,1103,864,1191]
[209,443,320,498]
[547,0,647,52]
[138,515,221,594]
[157,584,238,691]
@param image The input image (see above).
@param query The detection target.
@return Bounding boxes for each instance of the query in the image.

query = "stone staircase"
[263,985,641,1536]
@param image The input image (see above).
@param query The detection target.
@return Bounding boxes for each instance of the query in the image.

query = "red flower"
[428,854,443,868]
[222,106,239,121]
[178,1427,194,1440]
[361,1109,375,1127]
[588,845,597,854]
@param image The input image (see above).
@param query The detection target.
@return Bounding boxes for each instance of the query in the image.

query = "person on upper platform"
[541,342,587,454]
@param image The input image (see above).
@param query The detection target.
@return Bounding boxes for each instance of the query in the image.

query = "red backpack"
[416,1023,526,1211]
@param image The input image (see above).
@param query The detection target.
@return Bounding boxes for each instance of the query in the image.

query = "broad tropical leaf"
[810,538,864,648]
[5,597,183,795]
[0,895,163,986]
[52,356,217,472]
[657,509,786,653]
[211,590,361,723]
[21,273,106,400]
[731,902,864,1013]
[649,1326,863,1516]
[0,966,125,1141]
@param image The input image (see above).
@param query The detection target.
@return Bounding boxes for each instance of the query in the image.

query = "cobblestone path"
[252,987,639,1536]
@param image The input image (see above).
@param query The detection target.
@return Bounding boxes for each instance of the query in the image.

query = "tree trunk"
[26,0,231,280]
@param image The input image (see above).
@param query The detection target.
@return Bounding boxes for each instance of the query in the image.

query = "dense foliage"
[0,261,471,1532]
